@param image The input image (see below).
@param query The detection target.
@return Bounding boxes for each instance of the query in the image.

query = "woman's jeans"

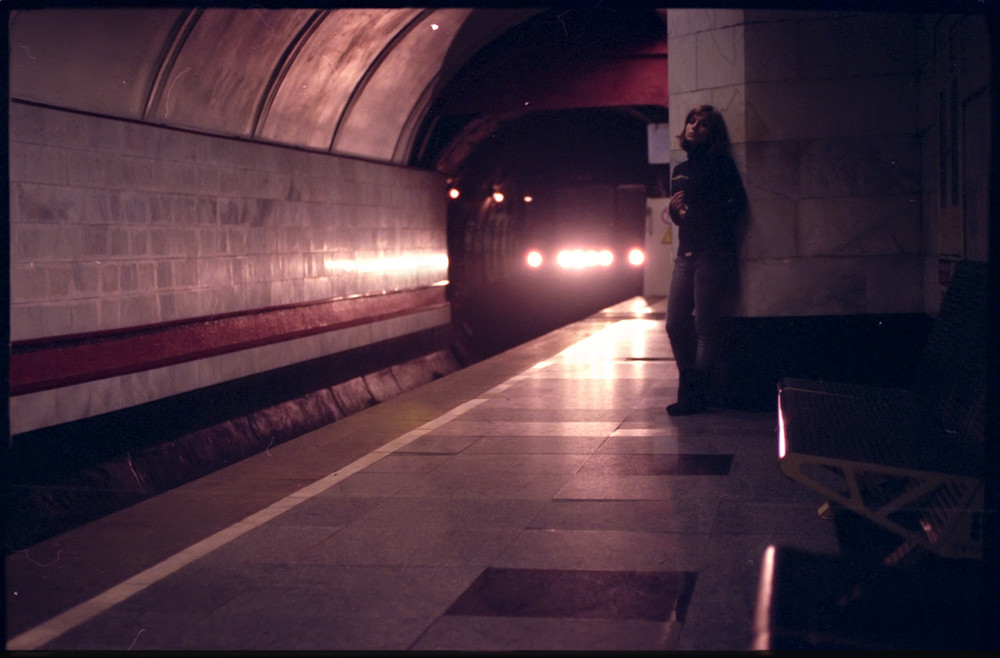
[666,253,737,374]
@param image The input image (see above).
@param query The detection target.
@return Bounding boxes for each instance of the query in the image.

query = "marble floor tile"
[475,394,636,410]
[398,467,577,500]
[528,499,718,534]
[461,435,608,454]
[491,528,712,572]
[599,434,683,453]
[292,520,523,568]
[119,564,481,651]
[340,495,547,531]
[580,452,734,476]
[456,406,628,422]
[393,434,481,453]
[429,451,592,475]
[445,567,696,622]
[429,419,622,437]
[10,296,850,653]
[554,472,731,501]
[413,615,683,651]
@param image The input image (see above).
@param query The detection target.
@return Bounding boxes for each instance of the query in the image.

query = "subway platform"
[5,296,839,652]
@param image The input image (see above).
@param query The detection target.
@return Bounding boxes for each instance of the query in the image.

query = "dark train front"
[436,108,660,358]
[520,182,646,284]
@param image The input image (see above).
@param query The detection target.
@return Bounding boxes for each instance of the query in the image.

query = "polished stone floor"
[6,297,839,651]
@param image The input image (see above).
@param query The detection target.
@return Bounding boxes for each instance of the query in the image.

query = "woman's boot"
[667,369,707,416]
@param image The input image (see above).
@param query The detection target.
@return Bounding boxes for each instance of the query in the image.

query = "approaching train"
[519,182,646,281]
[447,178,648,357]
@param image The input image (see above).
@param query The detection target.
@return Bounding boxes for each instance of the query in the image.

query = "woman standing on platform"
[665,105,746,416]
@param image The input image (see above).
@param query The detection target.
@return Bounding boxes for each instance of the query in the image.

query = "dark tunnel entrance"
[410,5,671,360]
[441,107,662,359]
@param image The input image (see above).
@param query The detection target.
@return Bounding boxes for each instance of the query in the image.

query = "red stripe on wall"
[9,287,449,396]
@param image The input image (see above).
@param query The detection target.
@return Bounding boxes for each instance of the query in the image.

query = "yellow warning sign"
[662,225,672,244]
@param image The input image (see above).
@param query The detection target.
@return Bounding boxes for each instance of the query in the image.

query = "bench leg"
[779,454,983,559]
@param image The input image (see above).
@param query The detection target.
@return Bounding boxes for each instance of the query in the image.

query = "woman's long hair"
[678,105,731,155]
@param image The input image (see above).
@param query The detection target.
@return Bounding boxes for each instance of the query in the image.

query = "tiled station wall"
[666,10,991,319]
[8,102,452,435]
[664,10,990,410]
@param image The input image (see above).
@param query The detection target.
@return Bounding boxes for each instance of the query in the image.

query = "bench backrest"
[913,260,988,444]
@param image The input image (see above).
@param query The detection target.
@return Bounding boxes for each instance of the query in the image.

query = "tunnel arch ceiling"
[7,6,544,164]
[413,7,669,176]
[9,6,667,168]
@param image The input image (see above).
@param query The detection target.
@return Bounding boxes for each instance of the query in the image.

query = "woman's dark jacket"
[668,145,746,256]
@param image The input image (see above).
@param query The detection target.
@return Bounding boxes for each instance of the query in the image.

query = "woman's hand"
[669,190,688,221]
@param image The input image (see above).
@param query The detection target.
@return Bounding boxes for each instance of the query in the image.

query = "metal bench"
[776,260,987,562]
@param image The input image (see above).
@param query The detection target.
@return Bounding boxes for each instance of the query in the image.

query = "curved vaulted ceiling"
[8,6,544,164]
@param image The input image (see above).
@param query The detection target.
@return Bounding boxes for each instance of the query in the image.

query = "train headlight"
[555,250,576,269]
[556,249,615,269]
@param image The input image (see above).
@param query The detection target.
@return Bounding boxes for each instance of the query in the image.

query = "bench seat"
[761,261,990,652]
[777,378,983,560]
[775,261,987,561]
[778,377,981,473]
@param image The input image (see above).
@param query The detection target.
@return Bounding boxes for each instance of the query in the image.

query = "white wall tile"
[10,104,447,341]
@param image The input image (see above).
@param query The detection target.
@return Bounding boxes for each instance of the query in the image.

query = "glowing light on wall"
[523,195,533,203]
[324,253,449,274]
[492,191,504,203]
[628,248,646,266]
[448,188,460,199]
[526,250,543,268]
